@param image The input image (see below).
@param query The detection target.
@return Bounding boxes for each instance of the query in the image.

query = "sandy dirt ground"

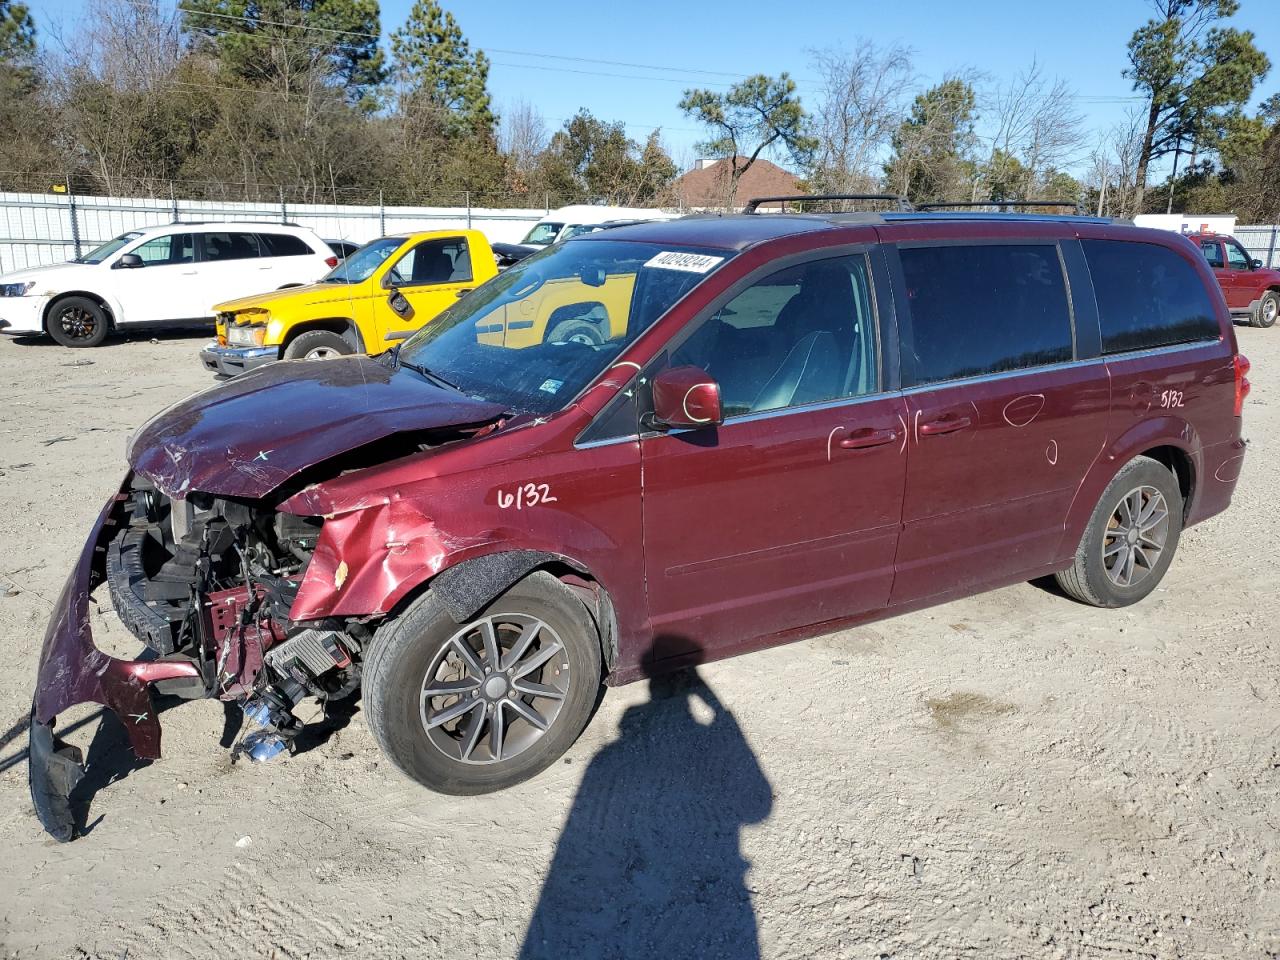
[0,325,1276,960]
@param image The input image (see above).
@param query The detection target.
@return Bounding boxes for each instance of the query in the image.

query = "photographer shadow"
[519,657,772,960]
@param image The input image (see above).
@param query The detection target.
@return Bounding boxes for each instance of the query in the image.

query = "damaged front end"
[30,474,365,841]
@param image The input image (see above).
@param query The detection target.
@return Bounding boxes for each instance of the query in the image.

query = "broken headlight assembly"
[226,322,268,347]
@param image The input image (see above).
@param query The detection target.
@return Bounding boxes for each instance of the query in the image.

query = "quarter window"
[257,233,312,257]
[132,233,194,265]
[200,232,262,261]
[1199,240,1224,269]
[672,255,878,418]
[899,244,1073,385]
[1082,240,1219,354]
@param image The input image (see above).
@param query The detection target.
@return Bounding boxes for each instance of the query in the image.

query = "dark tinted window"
[201,231,261,261]
[900,244,1073,384]
[672,255,877,417]
[1082,240,1219,354]
[258,233,312,257]
[1199,240,1224,268]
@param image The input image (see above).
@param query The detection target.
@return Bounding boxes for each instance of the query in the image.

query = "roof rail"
[916,200,1083,215]
[169,220,302,227]
[745,193,914,214]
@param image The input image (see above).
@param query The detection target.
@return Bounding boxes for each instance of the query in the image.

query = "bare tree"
[808,40,915,193]
[978,60,1086,200]
[500,99,549,188]
[1086,109,1149,217]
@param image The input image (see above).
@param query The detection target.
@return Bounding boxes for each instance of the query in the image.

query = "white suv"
[0,222,337,347]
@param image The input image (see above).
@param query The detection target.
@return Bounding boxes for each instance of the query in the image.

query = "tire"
[1055,455,1184,607]
[46,296,109,348]
[546,318,604,346]
[1251,291,1279,329]
[282,330,354,361]
[364,571,603,795]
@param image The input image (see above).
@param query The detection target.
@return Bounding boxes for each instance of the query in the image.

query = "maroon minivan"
[31,200,1251,839]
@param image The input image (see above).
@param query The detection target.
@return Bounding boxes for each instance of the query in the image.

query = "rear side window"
[258,233,312,257]
[200,232,262,261]
[1081,240,1219,354]
[900,244,1073,385]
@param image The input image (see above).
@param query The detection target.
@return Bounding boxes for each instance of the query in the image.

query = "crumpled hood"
[214,281,357,315]
[128,355,507,499]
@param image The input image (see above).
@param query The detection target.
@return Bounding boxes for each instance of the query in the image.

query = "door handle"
[838,427,898,450]
[918,415,972,437]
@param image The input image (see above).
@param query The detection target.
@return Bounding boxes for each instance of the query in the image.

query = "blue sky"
[32,0,1280,177]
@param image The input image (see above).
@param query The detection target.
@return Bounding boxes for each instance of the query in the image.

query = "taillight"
[1234,353,1251,416]
[324,255,339,268]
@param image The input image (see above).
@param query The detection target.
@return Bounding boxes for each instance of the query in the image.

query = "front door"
[641,252,908,664]
[1223,237,1258,310]
[891,241,1110,604]
[112,232,199,324]
[377,235,476,343]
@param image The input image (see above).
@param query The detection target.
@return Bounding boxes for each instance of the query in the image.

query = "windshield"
[321,236,403,283]
[398,239,732,415]
[521,222,564,246]
[77,232,142,264]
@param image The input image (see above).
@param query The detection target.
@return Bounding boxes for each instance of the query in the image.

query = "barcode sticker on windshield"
[644,251,724,273]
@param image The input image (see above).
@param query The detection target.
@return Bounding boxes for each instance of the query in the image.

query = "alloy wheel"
[1102,485,1170,587]
[1264,297,1278,326]
[57,306,99,341]
[303,346,342,360]
[419,613,570,764]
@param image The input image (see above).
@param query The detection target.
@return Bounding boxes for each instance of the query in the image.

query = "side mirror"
[388,290,414,320]
[116,253,144,269]
[650,365,723,429]
[1252,258,1263,269]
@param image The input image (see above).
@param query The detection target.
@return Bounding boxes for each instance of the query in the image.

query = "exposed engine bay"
[106,476,368,762]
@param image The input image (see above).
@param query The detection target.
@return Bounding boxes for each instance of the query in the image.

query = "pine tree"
[390,0,494,136]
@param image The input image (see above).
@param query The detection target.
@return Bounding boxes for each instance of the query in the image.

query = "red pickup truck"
[1189,231,1280,328]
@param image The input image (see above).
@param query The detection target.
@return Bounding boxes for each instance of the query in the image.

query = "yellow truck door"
[375,234,496,347]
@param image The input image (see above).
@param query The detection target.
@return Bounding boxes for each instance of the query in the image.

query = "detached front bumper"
[199,342,278,378]
[29,479,200,841]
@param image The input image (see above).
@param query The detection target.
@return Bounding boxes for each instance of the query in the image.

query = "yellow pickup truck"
[200,230,500,377]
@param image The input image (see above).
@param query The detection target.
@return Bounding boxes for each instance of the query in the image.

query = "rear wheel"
[282,330,353,360]
[1055,455,1183,607]
[1252,291,1278,329]
[364,572,603,794]
[46,296,109,348]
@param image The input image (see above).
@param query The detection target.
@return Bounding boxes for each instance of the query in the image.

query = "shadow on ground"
[519,665,773,960]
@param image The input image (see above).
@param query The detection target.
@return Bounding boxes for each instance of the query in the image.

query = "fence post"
[465,191,472,230]
[170,181,179,222]
[545,192,550,214]
[279,186,287,224]
[1268,226,1278,269]
[66,173,82,260]
[379,190,386,235]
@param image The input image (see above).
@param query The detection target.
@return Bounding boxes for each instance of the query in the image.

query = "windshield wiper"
[400,358,463,393]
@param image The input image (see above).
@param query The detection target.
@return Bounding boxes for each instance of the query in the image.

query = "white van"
[0,222,336,347]
[519,205,678,247]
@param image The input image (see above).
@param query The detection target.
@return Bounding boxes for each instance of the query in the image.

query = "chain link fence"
[1235,226,1280,269]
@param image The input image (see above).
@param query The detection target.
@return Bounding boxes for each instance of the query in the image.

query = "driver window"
[133,233,193,265]
[671,255,878,418]
[389,237,472,286]
[1225,241,1251,270]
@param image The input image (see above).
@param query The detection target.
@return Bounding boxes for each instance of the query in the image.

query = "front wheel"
[1055,455,1183,607]
[46,296,109,347]
[364,572,603,794]
[1251,291,1278,329]
[282,330,354,360]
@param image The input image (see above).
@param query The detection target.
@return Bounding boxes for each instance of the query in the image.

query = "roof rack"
[169,220,302,227]
[916,200,1082,215]
[745,193,914,214]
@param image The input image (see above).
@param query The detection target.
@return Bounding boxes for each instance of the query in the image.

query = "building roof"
[674,157,802,210]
